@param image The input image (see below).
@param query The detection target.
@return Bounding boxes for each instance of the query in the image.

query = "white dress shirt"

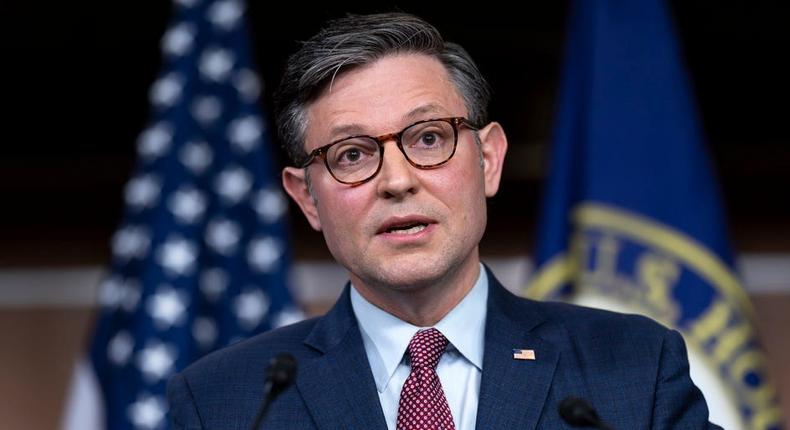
[350,264,488,430]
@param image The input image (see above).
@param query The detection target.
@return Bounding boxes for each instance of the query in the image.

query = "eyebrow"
[326,104,449,140]
[403,104,445,121]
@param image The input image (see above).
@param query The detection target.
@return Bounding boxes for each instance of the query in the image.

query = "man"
[168,12,720,429]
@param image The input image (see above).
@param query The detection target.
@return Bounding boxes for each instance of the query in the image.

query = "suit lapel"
[475,273,560,430]
[296,286,387,430]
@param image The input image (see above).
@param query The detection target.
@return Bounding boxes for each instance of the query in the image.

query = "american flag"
[87,0,301,428]
[512,349,535,361]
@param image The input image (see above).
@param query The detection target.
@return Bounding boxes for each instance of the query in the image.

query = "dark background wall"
[1,1,788,265]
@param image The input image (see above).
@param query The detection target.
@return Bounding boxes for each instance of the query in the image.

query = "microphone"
[558,396,614,430]
[249,353,297,430]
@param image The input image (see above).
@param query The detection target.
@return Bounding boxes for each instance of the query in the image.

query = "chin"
[367,255,456,290]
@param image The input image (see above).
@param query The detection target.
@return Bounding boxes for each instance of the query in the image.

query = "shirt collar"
[350,264,488,393]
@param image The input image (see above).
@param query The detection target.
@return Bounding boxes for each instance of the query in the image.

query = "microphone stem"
[249,380,275,430]
[588,412,614,430]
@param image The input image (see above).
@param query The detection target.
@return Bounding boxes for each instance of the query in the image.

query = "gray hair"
[274,12,491,165]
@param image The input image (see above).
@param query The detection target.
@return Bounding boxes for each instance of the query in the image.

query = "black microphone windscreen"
[558,396,600,427]
[266,353,297,387]
[251,353,298,430]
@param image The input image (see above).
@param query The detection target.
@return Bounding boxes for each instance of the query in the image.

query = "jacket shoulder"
[167,318,324,428]
[521,298,680,378]
[180,316,321,381]
[534,299,670,338]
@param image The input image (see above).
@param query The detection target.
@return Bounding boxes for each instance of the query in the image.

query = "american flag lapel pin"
[513,349,536,360]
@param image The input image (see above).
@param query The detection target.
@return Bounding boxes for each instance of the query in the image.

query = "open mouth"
[377,216,435,236]
[384,222,428,235]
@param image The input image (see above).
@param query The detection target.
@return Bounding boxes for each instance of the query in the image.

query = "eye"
[340,147,362,162]
[410,128,448,150]
[329,139,378,168]
[404,121,453,151]
[336,147,370,165]
[418,132,439,146]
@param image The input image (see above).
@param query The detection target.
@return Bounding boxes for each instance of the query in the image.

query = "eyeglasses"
[300,117,478,185]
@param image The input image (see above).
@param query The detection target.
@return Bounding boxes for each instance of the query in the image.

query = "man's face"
[283,54,507,292]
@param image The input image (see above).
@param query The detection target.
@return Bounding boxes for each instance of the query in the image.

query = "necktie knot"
[407,328,448,370]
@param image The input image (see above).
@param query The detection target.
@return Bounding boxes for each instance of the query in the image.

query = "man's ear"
[477,121,508,197]
[282,166,322,231]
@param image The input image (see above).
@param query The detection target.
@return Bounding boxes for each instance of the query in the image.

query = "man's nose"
[375,140,419,199]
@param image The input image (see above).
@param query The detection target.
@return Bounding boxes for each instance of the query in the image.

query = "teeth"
[389,224,427,235]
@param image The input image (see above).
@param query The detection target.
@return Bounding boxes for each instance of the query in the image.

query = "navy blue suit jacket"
[167,270,720,429]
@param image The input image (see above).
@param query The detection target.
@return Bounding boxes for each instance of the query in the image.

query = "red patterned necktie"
[396,328,456,430]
